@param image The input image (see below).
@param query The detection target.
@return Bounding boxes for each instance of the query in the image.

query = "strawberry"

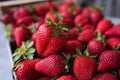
[74,14,89,26]
[63,40,84,55]
[60,18,74,28]
[31,32,37,46]
[77,29,94,43]
[83,24,94,30]
[35,21,44,30]
[105,24,120,37]
[60,10,74,19]
[36,19,69,56]
[73,56,97,80]
[96,19,113,34]
[38,76,50,80]
[13,7,31,20]
[92,73,117,80]
[1,14,15,24]
[35,54,65,77]
[35,6,49,17]
[82,6,93,16]
[67,27,80,40]
[15,59,41,80]
[45,11,59,23]
[16,16,34,26]
[97,50,120,73]
[90,10,103,26]
[106,37,120,48]
[74,7,82,16]
[57,75,76,80]
[46,2,57,11]
[14,27,30,47]
[88,39,106,56]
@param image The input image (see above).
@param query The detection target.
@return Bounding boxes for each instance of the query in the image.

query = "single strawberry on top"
[36,18,69,56]
[97,50,120,73]
[35,54,65,77]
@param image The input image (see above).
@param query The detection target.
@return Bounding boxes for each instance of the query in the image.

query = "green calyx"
[12,40,35,66]
[4,24,12,39]
[46,18,70,36]
[53,11,64,20]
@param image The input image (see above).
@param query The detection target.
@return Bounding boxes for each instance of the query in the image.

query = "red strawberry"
[15,59,41,80]
[74,7,82,16]
[36,24,68,56]
[45,11,59,23]
[83,24,94,30]
[82,6,93,16]
[90,10,103,26]
[67,27,80,40]
[46,2,57,11]
[60,18,74,28]
[105,24,120,37]
[38,76,50,80]
[13,7,31,20]
[97,50,120,73]
[96,19,113,34]
[31,32,37,46]
[74,14,89,26]
[88,39,106,56]
[35,6,49,17]
[73,56,97,80]
[63,40,84,55]
[35,21,44,30]
[77,29,94,43]
[1,14,15,24]
[17,16,34,26]
[35,54,65,77]
[57,75,76,80]
[14,27,30,47]
[106,37,120,48]
[60,10,74,19]
[92,73,117,80]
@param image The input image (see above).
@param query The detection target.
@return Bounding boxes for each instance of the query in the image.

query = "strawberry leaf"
[76,48,82,56]
[4,24,12,39]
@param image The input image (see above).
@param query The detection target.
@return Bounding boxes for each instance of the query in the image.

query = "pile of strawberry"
[1,1,120,80]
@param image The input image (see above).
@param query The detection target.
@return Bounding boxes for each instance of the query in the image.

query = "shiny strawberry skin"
[74,7,82,16]
[35,54,65,77]
[77,29,94,43]
[88,39,106,56]
[74,14,89,26]
[82,6,93,16]
[15,59,41,80]
[97,50,120,73]
[31,32,37,46]
[90,10,103,26]
[92,73,117,80]
[14,27,30,47]
[106,37,120,48]
[46,2,57,11]
[73,56,97,80]
[60,11,74,19]
[57,75,76,80]
[105,24,120,37]
[96,19,113,34]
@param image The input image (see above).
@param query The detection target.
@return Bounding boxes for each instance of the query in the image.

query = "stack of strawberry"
[1,1,120,80]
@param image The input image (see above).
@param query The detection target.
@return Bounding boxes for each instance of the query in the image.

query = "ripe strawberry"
[105,24,120,37]
[73,56,97,80]
[45,11,59,23]
[46,2,57,11]
[60,18,74,28]
[88,39,106,56]
[60,10,74,19]
[74,14,89,26]
[92,73,117,80]
[35,54,65,77]
[14,27,30,47]
[63,40,84,55]
[67,27,80,40]
[96,19,113,34]
[57,75,76,80]
[35,21,44,30]
[106,37,120,48]
[1,14,15,24]
[74,7,82,16]
[83,24,94,30]
[38,76,50,80]
[15,59,41,80]
[35,6,49,17]
[77,29,94,43]
[16,16,34,26]
[90,10,103,26]
[31,32,37,46]
[82,6,93,16]
[97,50,120,73]
[36,23,68,56]
[13,7,31,20]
